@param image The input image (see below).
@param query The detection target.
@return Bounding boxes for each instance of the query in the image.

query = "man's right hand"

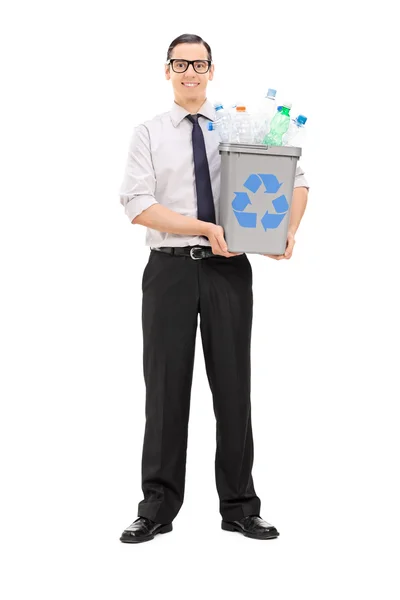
[205,224,243,258]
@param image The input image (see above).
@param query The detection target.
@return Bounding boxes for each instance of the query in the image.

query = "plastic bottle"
[208,121,223,144]
[252,88,277,143]
[231,104,254,144]
[226,103,238,137]
[228,103,238,118]
[282,114,307,147]
[263,102,292,146]
[212,101,232,143]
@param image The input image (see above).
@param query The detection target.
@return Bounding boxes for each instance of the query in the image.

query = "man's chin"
[176,89,204,101]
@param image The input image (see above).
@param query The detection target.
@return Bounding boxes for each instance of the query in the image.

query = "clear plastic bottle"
[263,102,292,146]
[231,104,254,144]
[252,88,277,143]
[226,103,238,137]
[208,120,224,144]
[228,103,238,118]
[282,114,307,147]
[212,101,232,143]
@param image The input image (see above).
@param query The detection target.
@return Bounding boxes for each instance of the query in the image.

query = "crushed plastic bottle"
[263,102,292,146]
[282,114,307,147]
[252,88,277,143]
[231,104,254,144]
[212,101,232,143]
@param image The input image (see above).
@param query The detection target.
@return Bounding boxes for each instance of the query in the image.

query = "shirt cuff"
[121,195,158,222]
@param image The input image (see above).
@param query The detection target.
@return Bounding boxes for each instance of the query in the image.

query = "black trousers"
[137,248,261,523]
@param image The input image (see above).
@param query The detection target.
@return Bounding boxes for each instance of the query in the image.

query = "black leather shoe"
[222,515,279,539]
[120,516,173,544]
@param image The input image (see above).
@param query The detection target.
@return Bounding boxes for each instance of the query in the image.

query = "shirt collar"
[170,98,216,127]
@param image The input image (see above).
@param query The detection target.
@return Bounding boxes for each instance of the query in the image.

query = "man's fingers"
[212,235,243,257]
[215,235,233,257]
[285,240,294,256]
[216,234,228,254]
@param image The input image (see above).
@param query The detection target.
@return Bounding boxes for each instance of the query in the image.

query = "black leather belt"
[151,245,215,260]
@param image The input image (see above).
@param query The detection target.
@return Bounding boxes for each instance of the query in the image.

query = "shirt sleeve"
[119,124,158,222]
[294,163,310,190]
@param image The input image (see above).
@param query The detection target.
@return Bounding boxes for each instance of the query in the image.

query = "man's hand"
[205,224,244,258]
[262,230,296,260]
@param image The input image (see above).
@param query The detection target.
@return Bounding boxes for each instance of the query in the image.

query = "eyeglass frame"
[166,59,212,74]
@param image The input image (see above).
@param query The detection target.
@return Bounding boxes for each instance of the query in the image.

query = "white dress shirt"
[119,99,309,248]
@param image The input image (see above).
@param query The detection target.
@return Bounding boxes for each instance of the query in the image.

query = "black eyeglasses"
[166,59,212,74]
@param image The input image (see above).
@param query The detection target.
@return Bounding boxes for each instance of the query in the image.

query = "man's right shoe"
[120,516,173,544]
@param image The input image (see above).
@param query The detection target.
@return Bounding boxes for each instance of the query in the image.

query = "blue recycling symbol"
[232,174,289,230]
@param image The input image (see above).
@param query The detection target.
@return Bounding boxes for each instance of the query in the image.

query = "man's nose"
[186,63,197,76]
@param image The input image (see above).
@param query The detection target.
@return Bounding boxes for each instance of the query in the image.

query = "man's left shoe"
[221,515,280,540]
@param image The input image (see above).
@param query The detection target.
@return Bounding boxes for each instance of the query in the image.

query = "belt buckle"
[190,246,204,260]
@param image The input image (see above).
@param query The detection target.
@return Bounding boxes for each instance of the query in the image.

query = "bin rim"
[218,143,302,158]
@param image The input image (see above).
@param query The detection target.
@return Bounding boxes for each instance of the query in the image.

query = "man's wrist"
[199,220,213,238]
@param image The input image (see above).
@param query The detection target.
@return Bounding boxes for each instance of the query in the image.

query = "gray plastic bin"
[219,143,302,254]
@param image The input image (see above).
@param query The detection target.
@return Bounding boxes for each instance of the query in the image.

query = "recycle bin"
[218,143,302,255]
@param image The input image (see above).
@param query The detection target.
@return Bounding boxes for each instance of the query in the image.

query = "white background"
[1,1,399,598]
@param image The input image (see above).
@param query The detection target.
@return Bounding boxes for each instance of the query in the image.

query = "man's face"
[165,43,214,102]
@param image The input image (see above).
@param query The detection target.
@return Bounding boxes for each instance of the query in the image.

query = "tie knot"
[186,114,199,125]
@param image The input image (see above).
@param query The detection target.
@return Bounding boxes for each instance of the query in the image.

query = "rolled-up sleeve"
[119,124,158,222]
[294,163,309,190]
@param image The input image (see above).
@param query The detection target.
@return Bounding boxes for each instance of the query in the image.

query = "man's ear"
[165,65,171,80]
[208,64,215,81]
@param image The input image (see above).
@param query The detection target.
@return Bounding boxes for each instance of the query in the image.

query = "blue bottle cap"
[213,102,224,111]
[277,106,283,111]
[296,115,307,125]
[208,122,215,130]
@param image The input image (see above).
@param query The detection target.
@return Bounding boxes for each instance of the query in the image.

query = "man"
[119,33,309,543]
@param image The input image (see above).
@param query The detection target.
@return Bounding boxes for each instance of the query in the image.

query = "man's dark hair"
[166,33,212,62]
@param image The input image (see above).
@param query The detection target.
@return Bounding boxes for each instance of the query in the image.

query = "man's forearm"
[289,186,308,235]
[132,203,210,237]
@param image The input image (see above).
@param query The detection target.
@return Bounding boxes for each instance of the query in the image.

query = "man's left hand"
[262,230,295,260]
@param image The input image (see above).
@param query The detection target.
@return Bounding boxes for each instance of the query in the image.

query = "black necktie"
[186,114,216,224]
